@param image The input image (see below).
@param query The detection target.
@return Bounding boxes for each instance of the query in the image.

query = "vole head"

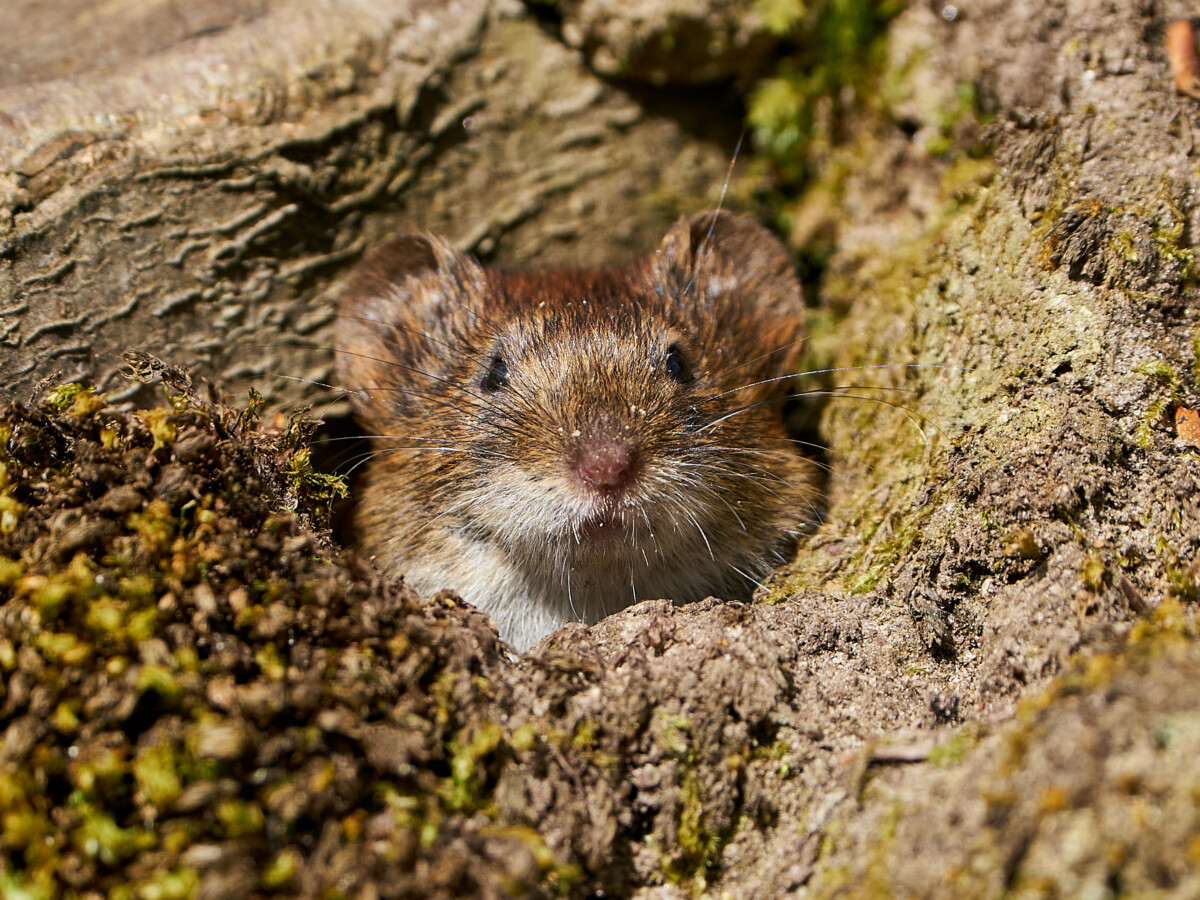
[336,211,813,598]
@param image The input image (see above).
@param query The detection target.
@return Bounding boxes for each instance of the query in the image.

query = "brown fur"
[336,211,819,651]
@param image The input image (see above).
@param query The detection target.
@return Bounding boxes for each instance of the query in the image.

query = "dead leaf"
[1168,20,1200,99]
[1175,404,1200,447]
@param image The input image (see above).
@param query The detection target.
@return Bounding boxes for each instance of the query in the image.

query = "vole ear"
[652,210,803,322]
[335,234,484,422]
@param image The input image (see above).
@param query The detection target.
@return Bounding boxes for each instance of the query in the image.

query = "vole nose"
[574,435,638,490]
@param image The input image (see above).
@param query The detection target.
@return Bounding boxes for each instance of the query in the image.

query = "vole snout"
[571,429,639,492]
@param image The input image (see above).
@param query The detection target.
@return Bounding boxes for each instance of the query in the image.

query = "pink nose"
[574,438,637,489]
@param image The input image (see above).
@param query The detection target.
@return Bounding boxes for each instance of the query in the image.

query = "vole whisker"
[329,345,497,406]
[566,570,579,623]
[368,445,513,460]
[266,337,494,405]
[311,433,481,448]
[682,508,715,561]
[339,444,513,477]
[683,130,744,301]
[273,373,380,404]
[274,369,485,420]
[335,313,495,368]
[716,495,748,532]
[727,335,808,375]
[639,506,655,540]
[706,364,943,403]
[701,390,937,436]
[727,562,767,592]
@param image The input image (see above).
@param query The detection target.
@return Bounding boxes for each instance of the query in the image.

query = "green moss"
[46,383,103,417]
[127,501,177,549]
[51,700,81,735]
[482,824,583,895]
[2,807,53,855]
[843,498,935,596]
[0,557,22,588]
[656,711,692,757]
[1150,179,1195,283]
[120,574,157,602]
[127,608,159,644]
[1081,553,1107,591]
[1110,229,1138,263]
[927,723,986,768]
[926,81,989,158]
[85,597,127,636]
[0,379,515,895]
[1166,564,1200,604]
[34,631,91,666]
[572,720,599,750]
[1192,326,1200,387]
[381,784,442,850]
[215,799,265,837]
[69,745,128,795]
[140,408,177,452]
[848,562,889,594]
[940,154,996,208]
[747,0,903,185]
[861,800,904,894]
[287,446,349,511]
[756,0,806,35]
[136,664,180,702]
[132,866,198,900]
[444,722,503,812]
[254,644,286,681]
[784,212,957,597]
[0,871,55,900]
[1133,360,1182,447]
[0,493,22,536]
[72,805,155,866]
[1002,528,1041,560]
[672,765,724,890]
[262,849,301,889]
[509,721,538,753]
[133,741,183,810]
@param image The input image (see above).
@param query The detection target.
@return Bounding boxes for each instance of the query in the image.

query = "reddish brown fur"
[336,211,819,651]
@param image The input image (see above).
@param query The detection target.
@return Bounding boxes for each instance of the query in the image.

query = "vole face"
[451,303,742,571]
[336,211,818,650]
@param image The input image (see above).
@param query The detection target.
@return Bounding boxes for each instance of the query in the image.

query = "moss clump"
[443,722,504,812]
[0,369,552,898]
[927,722,986,768]
[132,739,183,809]
[1037,181,1196,293]
[286,445,349,512]
[1081,553,1107,591]
[1149,178,1196,284]
[1133,359,1182,447]
[46,383,105,417]
[747,0,904,185]
[672,761,727,890]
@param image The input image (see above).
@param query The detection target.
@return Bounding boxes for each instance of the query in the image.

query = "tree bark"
[0,0,736,408]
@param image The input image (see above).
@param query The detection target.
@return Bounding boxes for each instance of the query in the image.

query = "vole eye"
[664,344,692,384]
[482,355,509,392]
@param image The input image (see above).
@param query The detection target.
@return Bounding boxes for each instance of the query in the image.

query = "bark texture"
[3,0,1200,898]
[0,0,735,408]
